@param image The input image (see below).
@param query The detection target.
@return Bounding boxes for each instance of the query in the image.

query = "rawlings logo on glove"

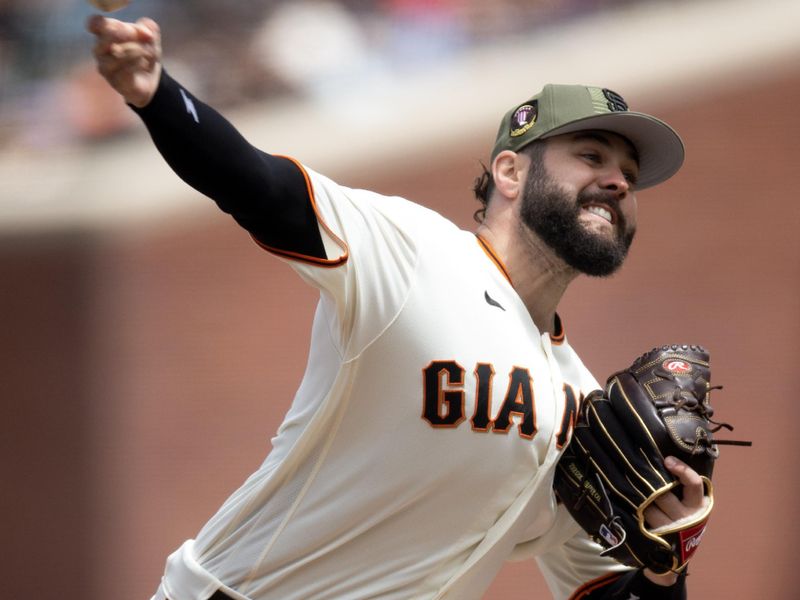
[553,344,750,574]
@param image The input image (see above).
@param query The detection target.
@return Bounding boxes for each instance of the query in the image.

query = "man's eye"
[581,153,601,163]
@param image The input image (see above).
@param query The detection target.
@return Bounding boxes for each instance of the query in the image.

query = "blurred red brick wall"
[0,232,96,599]
[2,70,797,599]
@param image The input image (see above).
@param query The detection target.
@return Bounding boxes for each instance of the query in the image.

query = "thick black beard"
[519,162,635,277]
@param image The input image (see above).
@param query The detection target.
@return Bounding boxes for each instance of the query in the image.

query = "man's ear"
[492,150,527,200]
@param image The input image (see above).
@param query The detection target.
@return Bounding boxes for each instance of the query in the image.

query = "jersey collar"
[475,234,566,345]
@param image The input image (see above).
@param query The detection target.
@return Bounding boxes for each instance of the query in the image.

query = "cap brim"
[541,112,685,189]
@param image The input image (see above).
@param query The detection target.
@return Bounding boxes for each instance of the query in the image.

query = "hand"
[87,15,162,108]
[642,456,707,586]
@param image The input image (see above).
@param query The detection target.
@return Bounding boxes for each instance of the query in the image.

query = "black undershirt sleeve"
[580,569,687,599]
[131,69,326,260]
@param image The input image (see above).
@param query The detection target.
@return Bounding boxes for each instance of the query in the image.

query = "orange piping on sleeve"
[251,155,349,268]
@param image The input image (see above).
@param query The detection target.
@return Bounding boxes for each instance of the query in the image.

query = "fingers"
[88,15,159,58]
[664,456,705,509]
[137,17,160,37]
[88,15,152,42]
[93,43,157,98]
[86,15,163,107]
[97,40,157,68]
[643,503,672,529]
[644,457,709,530]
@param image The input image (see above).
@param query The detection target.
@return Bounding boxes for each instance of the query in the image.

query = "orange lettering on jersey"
[492,367,537,439]
[471,363,495,431]
[555,384,582,449]
[422,361,466,427]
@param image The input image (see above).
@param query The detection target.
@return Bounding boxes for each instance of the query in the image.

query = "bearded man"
[88,14,700,600]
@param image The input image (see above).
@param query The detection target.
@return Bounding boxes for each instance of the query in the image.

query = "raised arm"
[87,15,326,260]
[88,15,161,108]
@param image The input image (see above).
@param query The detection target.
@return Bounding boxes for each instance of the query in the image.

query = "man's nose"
[598,167,630,199]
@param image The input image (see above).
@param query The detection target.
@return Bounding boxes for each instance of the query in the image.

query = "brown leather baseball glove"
[553,344,749,574]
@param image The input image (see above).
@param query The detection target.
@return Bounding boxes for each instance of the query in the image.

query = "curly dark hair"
[472,162,494,223]
[472,141,546,223]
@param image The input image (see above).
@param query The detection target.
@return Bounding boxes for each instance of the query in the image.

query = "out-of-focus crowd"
[0,0,647,152]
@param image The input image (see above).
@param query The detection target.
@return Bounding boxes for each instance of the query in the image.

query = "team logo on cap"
[510,101,538,137]
[602,89,628,112]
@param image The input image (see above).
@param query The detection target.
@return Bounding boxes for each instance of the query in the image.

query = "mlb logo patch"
[599,523,620,547]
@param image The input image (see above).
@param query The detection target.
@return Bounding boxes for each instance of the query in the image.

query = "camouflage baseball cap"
[491,84,684,189]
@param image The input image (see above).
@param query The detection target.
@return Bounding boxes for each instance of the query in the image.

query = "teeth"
[586,206,612,223]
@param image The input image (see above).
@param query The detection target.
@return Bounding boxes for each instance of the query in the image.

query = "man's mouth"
[581,203,616,225]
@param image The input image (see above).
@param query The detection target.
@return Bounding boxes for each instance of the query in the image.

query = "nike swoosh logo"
[484,291,505,311]
[179,88,200,123]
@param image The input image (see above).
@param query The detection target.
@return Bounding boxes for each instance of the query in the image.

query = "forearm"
[131,70,325,258]
[579,569,686,599]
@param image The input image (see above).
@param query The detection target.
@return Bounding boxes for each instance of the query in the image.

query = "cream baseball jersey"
[153,165,629,600]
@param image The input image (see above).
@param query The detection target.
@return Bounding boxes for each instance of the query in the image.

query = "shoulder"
[303,164,463,238]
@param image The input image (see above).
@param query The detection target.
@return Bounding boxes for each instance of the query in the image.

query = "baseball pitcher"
[87,13,716,600]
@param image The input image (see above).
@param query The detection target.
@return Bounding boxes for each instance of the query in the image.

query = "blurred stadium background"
[1,0,798,598]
